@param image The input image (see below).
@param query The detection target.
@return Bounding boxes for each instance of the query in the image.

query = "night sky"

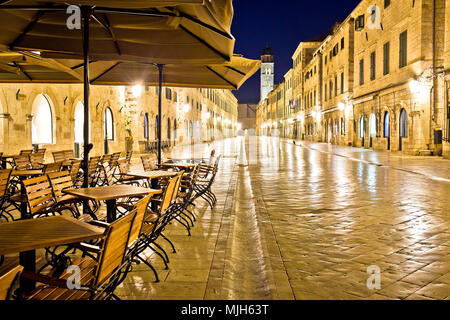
[231,0,358,104]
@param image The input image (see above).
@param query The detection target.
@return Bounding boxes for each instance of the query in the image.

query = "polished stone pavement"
[116,136,450,300]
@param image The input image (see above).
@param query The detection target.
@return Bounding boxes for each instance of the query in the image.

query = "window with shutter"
[370,52,376,81]
[399,31,407,68]
[359,59,364,85]
[383,42,390,75]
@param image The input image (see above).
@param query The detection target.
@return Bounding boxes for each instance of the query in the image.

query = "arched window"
[32,94,53,144]
[104,107,114,141]
[359,116,365,138]
[144,113,149,139]
[190,120,194,137]
[369,114,377,137]
[340,117,345,135]
[384,111,390,137]
[334,119,338,136]
[74,102,86,143]
[399,109,408,138]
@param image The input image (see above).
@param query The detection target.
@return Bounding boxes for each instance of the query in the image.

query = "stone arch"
[30,93,56,145]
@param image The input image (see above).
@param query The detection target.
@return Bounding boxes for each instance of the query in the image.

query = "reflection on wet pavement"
[116,137,449,300]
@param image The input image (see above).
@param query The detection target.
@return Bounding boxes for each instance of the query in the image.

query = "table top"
[0,215,105,255]
[11,169,43,177]
[126,170,177,180]
[62,185,162,201]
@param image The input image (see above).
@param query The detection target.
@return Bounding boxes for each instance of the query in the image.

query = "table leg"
[19,181,29,220]
[19,249,36,295]
[105,199,117,222]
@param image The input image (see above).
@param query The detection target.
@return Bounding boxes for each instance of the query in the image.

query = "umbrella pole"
[82,7,90,189]
[157,64,163,166]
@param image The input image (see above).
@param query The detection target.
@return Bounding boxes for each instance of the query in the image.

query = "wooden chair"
[47,171,85,219]
[133,174,180,281]
[69,159,82,185]
[141,154,157,172]
[86,156,101,187]
[30,152,45,170]
[19,149,33,155]
[125,151,132,164]
[52,151,66,163]
[13,155,31,170]
[0,169,19,222]
[44,161,63,174]
[0,265,23,300]
[64,150,74,160]
[23,210,137,300]
[22,175,77,219]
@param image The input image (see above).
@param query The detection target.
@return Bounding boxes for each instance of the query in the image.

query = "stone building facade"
[257,0,449,158]
[0,83,238,159]
[444,0,450,158]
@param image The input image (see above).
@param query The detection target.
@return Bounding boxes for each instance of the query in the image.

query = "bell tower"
[260,44,274,103]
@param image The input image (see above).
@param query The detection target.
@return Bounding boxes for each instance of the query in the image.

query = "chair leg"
[148,244,169,269]
[160,233,176,254]
[137,254,159,282]
[152,242,170,264]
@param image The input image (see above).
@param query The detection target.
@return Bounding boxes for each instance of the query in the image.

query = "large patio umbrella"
[0,0,234,187]
[0,52,260,164]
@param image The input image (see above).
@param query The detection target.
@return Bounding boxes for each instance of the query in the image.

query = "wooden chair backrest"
[23,175,56,216]
[88,157,101,181]
[47,171,73,201]
[13,155,31,170]
[0,265,23,300]
[94,210,137,286]
[102,163,114,186]
[0,169,12,197]
[110,152,121,168]
[127,195,151,247]
[117,159,130,175]
[44,161,62,174]
[171,171,184,202]
[69,160,82,184]
[19,150,33,155]
[64,150,74,160]
[30,152,45,166]
[141,155,156,172]
[160,175,178,214]
[125,151,132,164]
[52,151,66,163]
[37,148,46,154]
[100,154,112,165]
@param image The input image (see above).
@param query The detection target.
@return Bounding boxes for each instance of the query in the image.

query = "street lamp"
[132,84,143,98]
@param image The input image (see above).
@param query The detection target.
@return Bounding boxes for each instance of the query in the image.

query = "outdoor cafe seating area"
[0,148,221,300]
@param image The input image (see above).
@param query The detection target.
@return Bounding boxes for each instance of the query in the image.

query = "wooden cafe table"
[0,215,105,293]
[159,162,197,172]
[62,185,162,222]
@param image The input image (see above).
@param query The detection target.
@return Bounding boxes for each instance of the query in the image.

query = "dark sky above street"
[231,0,358,104]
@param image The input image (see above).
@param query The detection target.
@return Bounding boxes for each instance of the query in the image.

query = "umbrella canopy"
[0,51,81,81]
[62,55,260,90]
[0,52,260,90]
[0,0,235,188]
[0,0,234,64]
